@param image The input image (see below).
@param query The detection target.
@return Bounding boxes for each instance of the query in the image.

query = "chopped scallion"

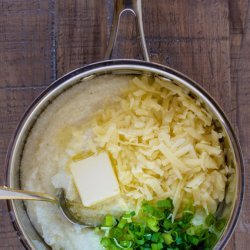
[99,198,226,250]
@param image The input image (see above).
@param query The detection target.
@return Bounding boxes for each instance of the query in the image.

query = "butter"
[70,152,120,207]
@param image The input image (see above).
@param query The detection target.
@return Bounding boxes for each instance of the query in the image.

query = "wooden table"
[0,0,249,249]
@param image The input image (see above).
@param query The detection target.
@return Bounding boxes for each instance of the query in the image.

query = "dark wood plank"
[228,0,250,249]
[0,0,55,87]
[56,0,110,77]
[0,0,53,249]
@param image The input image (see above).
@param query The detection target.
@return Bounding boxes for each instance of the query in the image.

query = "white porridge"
[21,75,133,250]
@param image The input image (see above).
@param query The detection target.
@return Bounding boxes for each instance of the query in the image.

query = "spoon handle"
[0,186,57,203]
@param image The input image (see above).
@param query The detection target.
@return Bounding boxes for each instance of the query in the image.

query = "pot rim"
[4,59,244,250]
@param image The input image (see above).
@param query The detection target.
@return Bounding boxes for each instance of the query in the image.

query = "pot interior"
[6,60,243,250]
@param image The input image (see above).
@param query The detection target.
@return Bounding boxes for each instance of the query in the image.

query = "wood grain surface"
[0,0,249,249]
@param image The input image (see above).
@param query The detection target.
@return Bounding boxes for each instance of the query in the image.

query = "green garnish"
[103,214,116,227]
[98,198,226,249]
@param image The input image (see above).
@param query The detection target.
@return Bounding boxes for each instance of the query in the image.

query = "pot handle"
[105,0,150,62]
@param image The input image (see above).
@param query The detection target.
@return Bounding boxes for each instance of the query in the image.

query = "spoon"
[0,186,95,228]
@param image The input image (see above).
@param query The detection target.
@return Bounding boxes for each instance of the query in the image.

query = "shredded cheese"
[84,76,227,218]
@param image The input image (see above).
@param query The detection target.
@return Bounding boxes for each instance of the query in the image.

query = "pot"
[4,0,244,249]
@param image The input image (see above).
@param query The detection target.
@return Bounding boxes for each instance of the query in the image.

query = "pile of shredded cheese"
[88,76,229,218]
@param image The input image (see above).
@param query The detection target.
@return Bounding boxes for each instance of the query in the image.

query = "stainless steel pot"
[4,0,244,249]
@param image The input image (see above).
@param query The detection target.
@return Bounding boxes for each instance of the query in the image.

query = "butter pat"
[70,152,120,207]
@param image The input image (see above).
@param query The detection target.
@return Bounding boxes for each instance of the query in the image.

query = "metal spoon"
[0,186,95,228]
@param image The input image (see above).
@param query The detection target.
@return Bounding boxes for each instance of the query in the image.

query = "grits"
[21,75,133,250]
